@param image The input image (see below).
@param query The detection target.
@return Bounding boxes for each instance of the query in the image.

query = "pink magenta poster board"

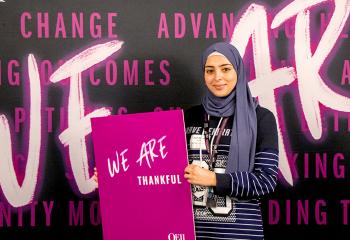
[91,110,195,240]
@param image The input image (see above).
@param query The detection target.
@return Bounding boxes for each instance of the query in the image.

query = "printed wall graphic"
[91,110,195,240]
[0,0,349,239]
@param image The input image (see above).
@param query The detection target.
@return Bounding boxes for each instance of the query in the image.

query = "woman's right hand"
[184,164,217,187]
[93,167,98,188]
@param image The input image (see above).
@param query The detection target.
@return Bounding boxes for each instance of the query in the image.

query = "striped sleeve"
[214,107,279,198]
[215,148,279,198]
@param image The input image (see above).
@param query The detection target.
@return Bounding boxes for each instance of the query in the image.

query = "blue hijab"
[201,42,257,172]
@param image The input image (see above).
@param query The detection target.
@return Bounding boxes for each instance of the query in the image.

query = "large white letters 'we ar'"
[50,40,124,195]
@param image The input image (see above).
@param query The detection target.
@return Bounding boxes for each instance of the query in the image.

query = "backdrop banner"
[1,0,350,239]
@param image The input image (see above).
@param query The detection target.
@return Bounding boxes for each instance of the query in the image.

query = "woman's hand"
[93,167,98,188]
[184,164,217,187]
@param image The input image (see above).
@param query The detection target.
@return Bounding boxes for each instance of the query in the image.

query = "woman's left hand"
[184,164,217,187]
[93,167,99,188]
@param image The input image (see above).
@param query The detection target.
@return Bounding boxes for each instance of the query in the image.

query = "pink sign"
[91,110,195,240]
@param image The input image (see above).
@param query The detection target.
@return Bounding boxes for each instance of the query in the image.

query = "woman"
[184,42,279,240]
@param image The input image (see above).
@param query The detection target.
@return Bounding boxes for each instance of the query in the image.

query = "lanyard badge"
[203,113,229,208]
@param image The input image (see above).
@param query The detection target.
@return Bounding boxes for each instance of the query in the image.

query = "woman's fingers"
[184,164,193,174]
[93,167,99,188]
[184,164,216,186]
[93,175,99,188]
[184,164,197,181]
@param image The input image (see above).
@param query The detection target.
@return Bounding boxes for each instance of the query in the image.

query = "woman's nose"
[214,70,223,81]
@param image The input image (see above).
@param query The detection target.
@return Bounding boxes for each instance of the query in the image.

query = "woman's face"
[204,54,237,97]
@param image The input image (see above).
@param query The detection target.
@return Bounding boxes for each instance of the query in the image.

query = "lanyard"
[201,113,229,170]
[198,113,229,208]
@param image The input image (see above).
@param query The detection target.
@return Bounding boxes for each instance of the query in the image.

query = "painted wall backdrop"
[0,0,350,239]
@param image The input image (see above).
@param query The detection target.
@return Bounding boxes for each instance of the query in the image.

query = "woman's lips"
[213,84,226,90]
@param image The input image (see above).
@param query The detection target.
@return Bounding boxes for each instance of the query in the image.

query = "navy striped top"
[185,105,279,240]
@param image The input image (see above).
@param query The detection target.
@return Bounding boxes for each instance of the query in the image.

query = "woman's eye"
[206,69,214,74]
[222,68,231,72]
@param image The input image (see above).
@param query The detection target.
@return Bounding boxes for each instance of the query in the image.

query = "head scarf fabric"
[201,42,258,173]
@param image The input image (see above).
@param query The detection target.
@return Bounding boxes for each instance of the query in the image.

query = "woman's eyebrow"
[205,64,232,68]
[219,64,233,67]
